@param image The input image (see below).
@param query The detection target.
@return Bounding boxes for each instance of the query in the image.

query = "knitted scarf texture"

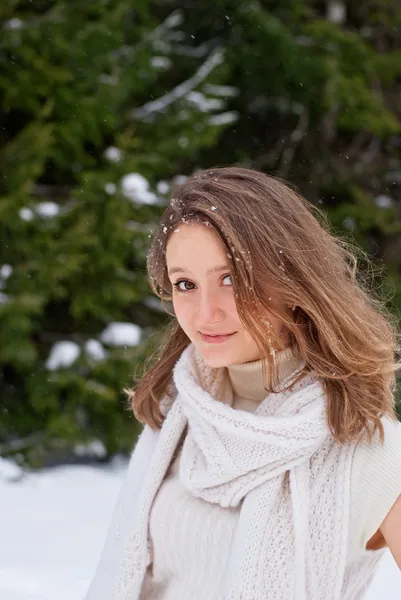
[85,344,355,600]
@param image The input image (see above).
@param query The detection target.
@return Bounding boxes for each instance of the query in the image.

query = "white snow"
[36,202,60,218]
[19,207,34,221]
[173,40,210,58]
[120,173,159,205]
[105,182,116,195]
[162,9,183,29]
[132,47,224,120]
[156,180,170,194]
[45,341,81,371]
[151,56,172,69]
[98,74,119,86]
[208,111,239,125]
[0,264,12,291]
[151,39,171,54]
[5,18,23,29]
[148,11,184,55]
[19,203,61,221]
[84,339,107,361]
[0,460,399,600]
[343,217,356,231]
[0,460,126,600]
[375,195,393,208]
[203,84,239,98]
[172,174,188,185]
[74,440,107,460]
[186,91,225,112]
[0,264,13,279]
[327,1,346,24]
[99,322,141,347]
[104,146,123,163]
[0,292,11,304]
[0,457,24,482]
[163,30,186,43]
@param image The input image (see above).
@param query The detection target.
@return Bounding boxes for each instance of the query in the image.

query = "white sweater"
[140,348,401,599]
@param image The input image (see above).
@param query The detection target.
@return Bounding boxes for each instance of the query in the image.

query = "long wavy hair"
[129,166,400,443]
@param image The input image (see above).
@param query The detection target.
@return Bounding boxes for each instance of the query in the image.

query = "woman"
[86,167,401,599]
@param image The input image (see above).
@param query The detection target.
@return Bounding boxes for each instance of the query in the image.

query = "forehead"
[166,223,227,266]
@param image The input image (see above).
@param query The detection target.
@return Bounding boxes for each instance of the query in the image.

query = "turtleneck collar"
[227,347,304,403]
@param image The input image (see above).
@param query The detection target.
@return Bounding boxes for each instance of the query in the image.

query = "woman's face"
[166,223,285,368]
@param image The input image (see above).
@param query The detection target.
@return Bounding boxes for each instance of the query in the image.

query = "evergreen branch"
[0,432,46,456]
[116,10,184,60]
[131,47,225,121]
[171,41,213,58]
[150,9,184,39]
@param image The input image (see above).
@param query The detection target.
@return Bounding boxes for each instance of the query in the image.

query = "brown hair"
[129,166,400,443]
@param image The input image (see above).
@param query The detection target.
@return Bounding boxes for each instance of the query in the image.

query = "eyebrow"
[167,265,230,277]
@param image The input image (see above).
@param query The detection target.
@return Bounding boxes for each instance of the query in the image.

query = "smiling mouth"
[199,332,237,343]
[200,332,235,336]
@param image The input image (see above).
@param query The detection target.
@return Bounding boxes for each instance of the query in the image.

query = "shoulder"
[350,417,401,549]
[352,417,401,475]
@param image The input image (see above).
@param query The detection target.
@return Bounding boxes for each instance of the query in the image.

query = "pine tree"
[0,1,238,465]
[1,0,400,467]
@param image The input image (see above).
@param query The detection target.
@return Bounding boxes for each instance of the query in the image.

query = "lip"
[199,332,236,344]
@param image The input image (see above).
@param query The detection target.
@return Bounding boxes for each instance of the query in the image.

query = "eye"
[173,279,195,293]
[222,274,232,286]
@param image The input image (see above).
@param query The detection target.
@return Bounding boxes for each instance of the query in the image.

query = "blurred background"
[0,1,400,598]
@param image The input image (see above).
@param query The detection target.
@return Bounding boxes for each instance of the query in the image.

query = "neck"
[227,347,303,403]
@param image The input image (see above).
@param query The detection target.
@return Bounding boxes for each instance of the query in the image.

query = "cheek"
[228,295,240,316]
[172,297,193,331]
[225,294,241,325]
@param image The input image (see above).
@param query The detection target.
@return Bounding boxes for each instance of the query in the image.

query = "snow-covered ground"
[0,461,399,600]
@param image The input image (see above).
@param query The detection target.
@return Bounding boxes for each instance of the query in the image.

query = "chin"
[202,356,231,369]
[196,347,242,369]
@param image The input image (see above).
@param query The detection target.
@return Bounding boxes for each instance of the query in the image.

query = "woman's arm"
[381,493,401,569]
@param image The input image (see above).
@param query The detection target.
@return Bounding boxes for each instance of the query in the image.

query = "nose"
[197,288,225,327]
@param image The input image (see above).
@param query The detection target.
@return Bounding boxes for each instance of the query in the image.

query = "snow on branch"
[203,84,239,98]
[46,341,81,370]
[171,40,214,58]
[131,47,225,121]
[155,9,183,33]
[100,322,141,347]
[0,432,45,458]
[111,10,184,64]
[327,1,346,24]
[208,111,239,126]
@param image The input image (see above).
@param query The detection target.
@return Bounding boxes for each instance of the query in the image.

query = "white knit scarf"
[86,344,354,600]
